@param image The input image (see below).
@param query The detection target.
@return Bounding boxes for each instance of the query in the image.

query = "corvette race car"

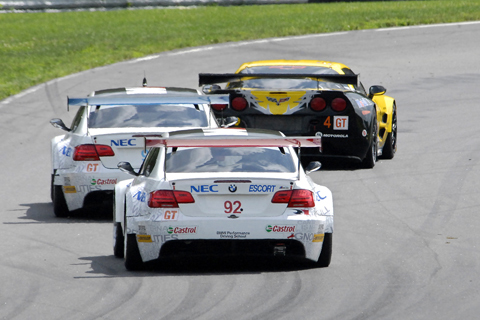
[113,128,334,270]
[200,60,397,168]
[50,86,222,217]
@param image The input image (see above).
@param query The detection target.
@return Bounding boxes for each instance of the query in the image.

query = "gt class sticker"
[322,116,349,130]
[334,116,348,130]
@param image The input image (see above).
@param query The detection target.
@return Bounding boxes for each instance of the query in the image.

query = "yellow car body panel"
[250,90,307,115]
[373,94,396,149]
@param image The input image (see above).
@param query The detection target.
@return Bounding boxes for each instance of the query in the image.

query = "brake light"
[73,144,114,161]
[310,97,327,111]
[271,189,314,207]
[211,104,228,111]
[331,98,347,112]
[231,97,248,111]
[148,190,195,208]
[288,189,315,207]
[271,190,292,203]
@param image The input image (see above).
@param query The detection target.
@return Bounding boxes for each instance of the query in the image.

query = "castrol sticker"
[265,225,296,233]
[167,226,197,234]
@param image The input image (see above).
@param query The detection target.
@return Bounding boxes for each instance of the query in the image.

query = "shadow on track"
[8,202,112,224]
[77,254,320,278]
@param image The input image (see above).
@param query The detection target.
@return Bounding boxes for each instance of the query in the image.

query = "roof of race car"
[235,60,352,75]
[145,128,322,148]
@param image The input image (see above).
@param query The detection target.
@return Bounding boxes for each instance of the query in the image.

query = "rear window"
[166,146,296,173]
[88,104,209,128]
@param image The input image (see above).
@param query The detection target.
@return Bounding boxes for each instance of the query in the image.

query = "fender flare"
[373,95,396,133]
[114,179,134,226]
[51,135,66,174]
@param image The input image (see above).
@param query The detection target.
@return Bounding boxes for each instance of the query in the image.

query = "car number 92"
[224,200,243,214]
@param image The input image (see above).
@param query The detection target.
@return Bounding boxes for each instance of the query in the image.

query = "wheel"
[315,233,332,268]
[50,173,55,201]
[380,106,397,159]
[125,234,144,271]
[362,121,377,169]
[113,223,124,258]
[53,185,70,217]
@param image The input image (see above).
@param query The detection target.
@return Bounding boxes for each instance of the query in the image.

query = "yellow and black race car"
[199,60,397,168]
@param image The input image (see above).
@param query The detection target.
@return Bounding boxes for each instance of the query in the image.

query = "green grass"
[1,0,480,101]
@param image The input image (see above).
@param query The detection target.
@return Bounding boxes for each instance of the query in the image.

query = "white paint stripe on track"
[1,21,479,107]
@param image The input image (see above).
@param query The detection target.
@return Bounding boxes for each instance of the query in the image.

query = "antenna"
[142,71,147,87]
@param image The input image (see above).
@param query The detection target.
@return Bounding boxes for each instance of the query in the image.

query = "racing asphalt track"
[1,21,480,320]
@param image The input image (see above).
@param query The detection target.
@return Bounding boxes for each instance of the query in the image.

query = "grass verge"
[1,0,480,101]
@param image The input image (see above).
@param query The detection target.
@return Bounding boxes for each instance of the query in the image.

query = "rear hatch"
[173,177,295,218]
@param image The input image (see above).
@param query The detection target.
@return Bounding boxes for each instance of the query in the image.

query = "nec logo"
[111,139,136,147]
[191,185,218,193]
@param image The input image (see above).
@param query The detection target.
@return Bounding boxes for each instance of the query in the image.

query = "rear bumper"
[54,168,131,211]
[127,214,333,263]
[300,136,370,161]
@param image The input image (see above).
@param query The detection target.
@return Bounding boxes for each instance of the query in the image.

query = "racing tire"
[50,173,55,201]
[362,121,378,169]
[315,233,332,268]
[125,234,144,271]
[53,185,70,217]
[113,223,124,258]
[380,106,397,159]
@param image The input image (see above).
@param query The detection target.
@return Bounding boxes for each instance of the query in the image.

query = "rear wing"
[147,135,322,179]
[199,73,359,86]
[145,136,321,149]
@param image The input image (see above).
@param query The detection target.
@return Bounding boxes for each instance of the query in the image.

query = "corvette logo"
[266,96,290,106]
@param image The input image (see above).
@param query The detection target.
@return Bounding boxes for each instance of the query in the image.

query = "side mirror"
[202,84,222,94]
[118,161,139,176]
[221,116,239,128]
[305,161,322,174]
[368,85,386,98]
[50,118,71,132]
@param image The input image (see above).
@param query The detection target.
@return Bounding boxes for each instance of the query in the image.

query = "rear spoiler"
[199,73,358,86]
[148,135,322,179]
[145,136,321,149]
[66,94,229,112]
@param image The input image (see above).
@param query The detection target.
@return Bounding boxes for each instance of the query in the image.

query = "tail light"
[211,104,228,111]
[73,144,114,161]
[148,190,195,208]
[231,97,248,111]
[331,98,347,112]
[310,97,327,111]
[271,189,315,207]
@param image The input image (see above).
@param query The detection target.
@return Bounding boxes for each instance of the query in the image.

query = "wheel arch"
[114,179,134,226]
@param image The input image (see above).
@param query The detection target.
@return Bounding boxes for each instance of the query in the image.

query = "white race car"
[113,128,334,270]
[50,86,224,217]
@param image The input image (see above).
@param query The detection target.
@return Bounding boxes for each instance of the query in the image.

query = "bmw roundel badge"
[228,184,237,193]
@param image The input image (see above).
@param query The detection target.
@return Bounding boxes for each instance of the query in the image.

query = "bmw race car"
[200,60,397,168]
[50,86,222,217]
[113,128,334,270]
